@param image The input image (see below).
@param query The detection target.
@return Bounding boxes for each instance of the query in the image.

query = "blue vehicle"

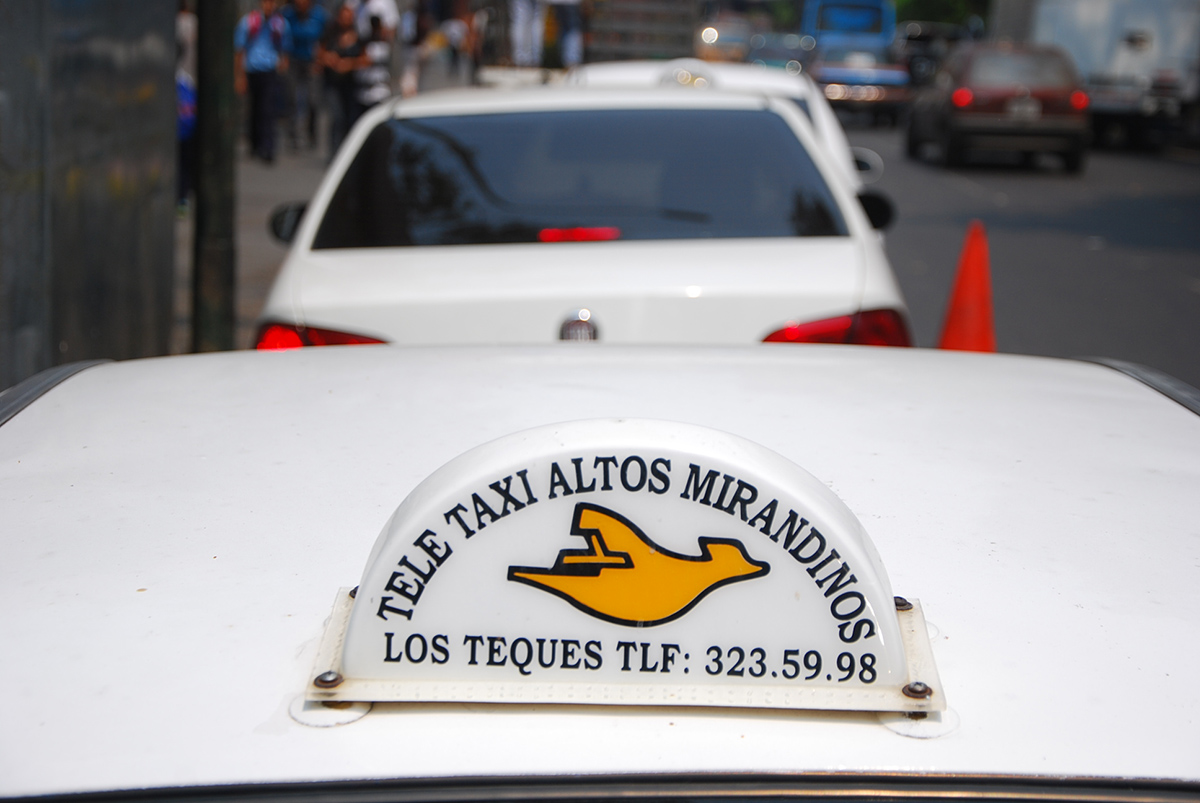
[702,0,898,84]
[807,43,912,125]
[801,0,897,54]
[795,1,908,125]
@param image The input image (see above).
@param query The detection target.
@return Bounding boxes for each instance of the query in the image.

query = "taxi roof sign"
[310,420,944,712]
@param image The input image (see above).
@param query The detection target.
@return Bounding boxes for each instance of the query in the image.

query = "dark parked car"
[906,43,1090,172]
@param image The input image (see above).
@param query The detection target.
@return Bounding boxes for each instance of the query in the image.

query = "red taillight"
[1069,90,1089,110]
[257,323,306,350]
[763,309,912,347]
[764,315,856,344]
[951,87,974,108]
[849,308,913,346]
[255,322,386,350]
[538,227,621,243]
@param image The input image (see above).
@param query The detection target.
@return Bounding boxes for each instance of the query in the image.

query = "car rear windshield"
[311,108,848,249]
[968,51,1074,89]
[818,3,884,33]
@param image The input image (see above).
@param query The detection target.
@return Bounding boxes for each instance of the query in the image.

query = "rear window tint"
[818,3,883,33]
[968,51,1074,88]
[312,108,847,249]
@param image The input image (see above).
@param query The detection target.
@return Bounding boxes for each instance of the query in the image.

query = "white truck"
[992,0,1200,145]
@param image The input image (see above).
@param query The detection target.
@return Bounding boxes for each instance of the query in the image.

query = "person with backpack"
[235,0,293,164]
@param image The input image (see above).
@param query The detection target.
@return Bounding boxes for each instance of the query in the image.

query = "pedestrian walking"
[235,0,293,164]
[176,0,198,213]
[547,0,583,68]
[318,3,364,160]
[508,0,542,67]
[177,0,198,80]
[282,0,328,150]
[509,0,583,68]
[355,15,394,119]
[176,52,197,214]
[350,0,401,41]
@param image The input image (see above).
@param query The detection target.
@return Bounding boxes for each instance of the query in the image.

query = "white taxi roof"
[2,346,1198,797]
[566,59,810,95]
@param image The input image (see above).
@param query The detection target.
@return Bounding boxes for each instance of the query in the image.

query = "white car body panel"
[2,346,1199,796]
[260,88,904,345]
[288,238,875,344]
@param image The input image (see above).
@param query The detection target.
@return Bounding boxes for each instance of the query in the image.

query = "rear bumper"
[1087,86,1183,118]
[822,84,911,111]
[949,115,1088,152]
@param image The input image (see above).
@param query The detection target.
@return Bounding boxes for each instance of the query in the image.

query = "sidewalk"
[173,144,328,353]
[172,56,486,354]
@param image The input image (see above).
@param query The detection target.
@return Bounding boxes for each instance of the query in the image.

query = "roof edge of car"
[10,771,1200,803]
[1081,357,1200,416]
[0,359,110,428]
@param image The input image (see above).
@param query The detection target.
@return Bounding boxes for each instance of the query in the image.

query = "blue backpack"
[177,71,197,140]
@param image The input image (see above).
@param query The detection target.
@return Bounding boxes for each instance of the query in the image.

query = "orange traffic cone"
[938,219,996,352]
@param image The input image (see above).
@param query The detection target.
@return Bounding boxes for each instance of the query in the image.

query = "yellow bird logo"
[507,502,769,626]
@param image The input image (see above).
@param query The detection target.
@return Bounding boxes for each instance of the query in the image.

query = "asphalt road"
[848,124,1200,388]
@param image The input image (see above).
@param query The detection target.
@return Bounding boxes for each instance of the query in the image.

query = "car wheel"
[1063,147,1086,174]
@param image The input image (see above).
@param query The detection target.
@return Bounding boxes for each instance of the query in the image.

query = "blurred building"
[587,0,700,61]
[0,1,175,389]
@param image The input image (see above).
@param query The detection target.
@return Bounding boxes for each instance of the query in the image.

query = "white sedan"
[564,58,875,191]
[2,345,1199,798]
[256,87,908,349]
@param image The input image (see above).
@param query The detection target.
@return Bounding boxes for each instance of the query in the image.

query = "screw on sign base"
[938,220,996,352]
[314,671,344,688]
